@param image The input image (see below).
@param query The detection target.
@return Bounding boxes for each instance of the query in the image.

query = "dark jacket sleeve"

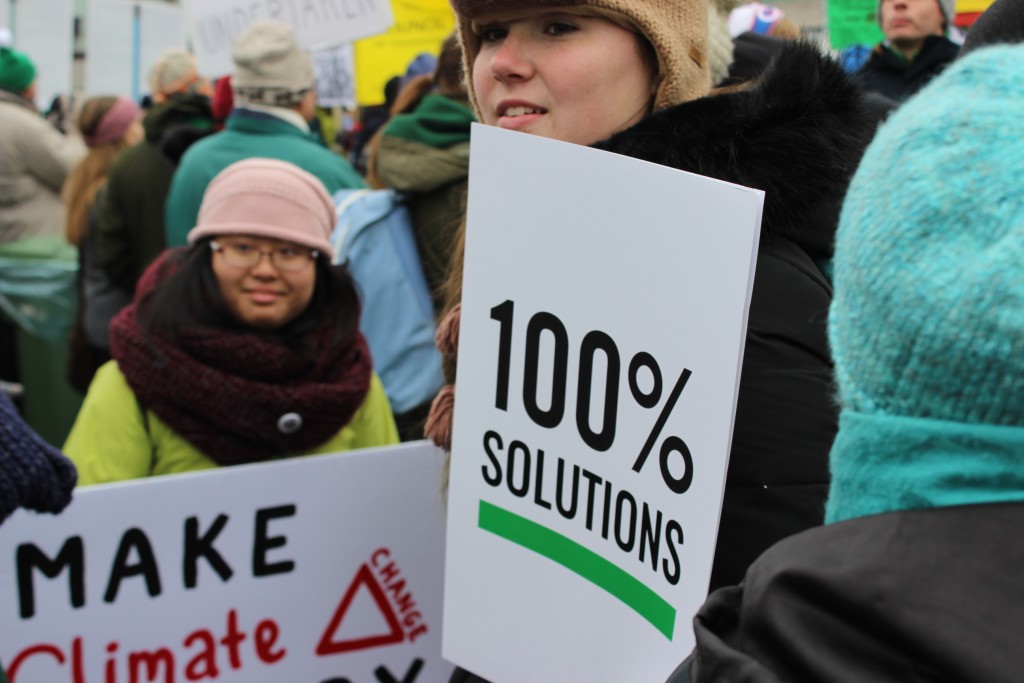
[94,162,140,295]
[709,236,837,591]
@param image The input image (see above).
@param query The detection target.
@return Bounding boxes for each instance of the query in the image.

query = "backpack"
[331,189,445,417]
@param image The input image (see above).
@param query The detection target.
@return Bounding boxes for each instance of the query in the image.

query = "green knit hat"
[0,47,36,95]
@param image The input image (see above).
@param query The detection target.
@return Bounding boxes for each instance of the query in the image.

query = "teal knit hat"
[0,47,36,94]
[826,44,1024,523]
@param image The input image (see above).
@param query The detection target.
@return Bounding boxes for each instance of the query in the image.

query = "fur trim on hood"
[594,42,876,260]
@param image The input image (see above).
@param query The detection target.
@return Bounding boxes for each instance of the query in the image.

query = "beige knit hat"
[231,21,316,106]
[449,0,711,115]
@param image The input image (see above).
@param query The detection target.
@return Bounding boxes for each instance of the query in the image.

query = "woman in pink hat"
[63,158,399,484]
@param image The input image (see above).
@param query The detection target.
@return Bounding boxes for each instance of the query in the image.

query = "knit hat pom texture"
[830,44,1024,427]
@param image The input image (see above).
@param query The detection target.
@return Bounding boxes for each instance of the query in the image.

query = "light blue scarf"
[825,410,1024,524]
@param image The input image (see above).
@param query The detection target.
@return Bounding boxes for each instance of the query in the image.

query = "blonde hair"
[63,97,135,246]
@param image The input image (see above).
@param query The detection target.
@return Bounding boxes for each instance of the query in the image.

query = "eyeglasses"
[210,239,318,273]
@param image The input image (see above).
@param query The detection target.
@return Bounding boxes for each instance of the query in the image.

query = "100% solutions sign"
[443,125,764,683]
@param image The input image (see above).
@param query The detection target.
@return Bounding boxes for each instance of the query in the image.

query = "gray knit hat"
[148,49,199,98]
[449,0,711,115]
[231,21,316,106]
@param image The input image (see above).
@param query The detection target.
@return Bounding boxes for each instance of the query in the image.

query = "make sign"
[0,442,452,683]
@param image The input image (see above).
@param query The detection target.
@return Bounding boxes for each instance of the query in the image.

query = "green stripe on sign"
[477,500,676,639]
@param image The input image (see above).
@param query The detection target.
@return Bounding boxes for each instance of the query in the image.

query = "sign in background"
[85,0,187,101]
[180,0,394,80]
[827,0,883,49]
[0,442,453,683]
[443,125,763,682]
[353,0,454,105]
[0,0,74,109]
[315,43,357,109]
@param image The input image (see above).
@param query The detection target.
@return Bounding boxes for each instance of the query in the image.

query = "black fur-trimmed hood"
[594,42,877,260]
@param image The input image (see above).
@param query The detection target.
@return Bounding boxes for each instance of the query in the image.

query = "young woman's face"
[472,9,657,146]
[211,235,317,330]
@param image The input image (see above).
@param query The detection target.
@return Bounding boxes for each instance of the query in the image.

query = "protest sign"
[85,0,187,101]
[827,0,883,49]
[0,442,453,683]
[2,0,74,108]
[353,0,454,105]
[315,43,356,108]
[442,125,763,682]
[180,0,394,80]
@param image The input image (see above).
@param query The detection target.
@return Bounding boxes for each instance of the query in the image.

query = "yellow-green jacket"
[64,361,399,485]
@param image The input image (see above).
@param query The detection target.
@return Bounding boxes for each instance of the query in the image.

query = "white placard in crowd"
[4,0,74,109]
[85,0,187,100]
[0,442,453,683]
[442,124,764,682]
[314,43,356,109]
[180,0,394,81]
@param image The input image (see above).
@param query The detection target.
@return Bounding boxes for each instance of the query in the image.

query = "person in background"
[721,2,803,86]
[0,46,84,243]
[0,389,77,683]
[62,96,143,394]
[671,42,1024,683]
[856,0,959,101]
[94,49,215,298]
[344,75,401,175]
[164,21,365,247]
[64,159,398,484]
[371,33,476,313]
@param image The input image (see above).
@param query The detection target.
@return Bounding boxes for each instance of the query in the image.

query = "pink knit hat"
[187,158,335,259]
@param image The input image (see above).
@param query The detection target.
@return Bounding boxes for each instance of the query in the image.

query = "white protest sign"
[0,442,454,683]
[442,124,763,682]
[85,0,187,100]
[314,43,356,108]
[180,0,394,81]
[6,0,74,108]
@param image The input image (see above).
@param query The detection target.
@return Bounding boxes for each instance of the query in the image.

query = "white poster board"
[85,0,187,100]
[443,125,764,682]
[314,43,356,109]
[6,0,74,108]
[0,442,454,683]
[180,0,394,81]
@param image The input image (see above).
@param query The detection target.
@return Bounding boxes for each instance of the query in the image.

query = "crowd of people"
[0,0,1022,679]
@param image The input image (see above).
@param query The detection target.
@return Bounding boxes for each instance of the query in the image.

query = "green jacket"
[95,94,214,292]
[64,361,399,485]
[164,108,365,247]
[375,94,474,311]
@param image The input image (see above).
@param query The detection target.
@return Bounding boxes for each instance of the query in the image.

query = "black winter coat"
[856,35,960,102]
[594,42,875,591]
[672,502,1024,683]
[450,43,876,683]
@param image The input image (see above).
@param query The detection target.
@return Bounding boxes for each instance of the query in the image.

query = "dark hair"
[137,239,361,357]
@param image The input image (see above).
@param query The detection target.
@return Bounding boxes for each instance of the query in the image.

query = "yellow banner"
[955,0,994,13]
[354,0,456,106]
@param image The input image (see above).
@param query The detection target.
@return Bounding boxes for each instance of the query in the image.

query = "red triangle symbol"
[316,563,405,656]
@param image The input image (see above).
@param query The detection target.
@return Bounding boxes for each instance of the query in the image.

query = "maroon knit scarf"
[109,253,373,466]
